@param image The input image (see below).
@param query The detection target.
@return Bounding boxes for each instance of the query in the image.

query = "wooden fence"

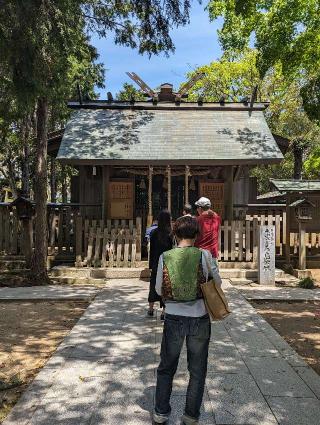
[290,232,320,256]
[218,213,286,262]
[0,206,21,255]
[1,204,320,266]
[48,207,77,258]
[74,217,142,268]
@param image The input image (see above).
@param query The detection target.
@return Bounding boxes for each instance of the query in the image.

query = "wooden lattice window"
[199,182,224,218]
[109,181,134,219]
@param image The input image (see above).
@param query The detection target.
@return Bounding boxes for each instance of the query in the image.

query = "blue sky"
[91,2,222,97]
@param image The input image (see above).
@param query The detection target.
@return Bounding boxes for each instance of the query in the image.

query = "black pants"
[148,269,165,308]
[155,313,211,421]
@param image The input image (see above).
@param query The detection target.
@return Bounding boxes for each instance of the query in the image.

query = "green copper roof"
[57,108,283,164]
[271,180,320,192]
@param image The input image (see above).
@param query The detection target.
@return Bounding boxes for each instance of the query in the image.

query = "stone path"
[237,285,320,301]
[4,279,320,425]
[0,285,100,301]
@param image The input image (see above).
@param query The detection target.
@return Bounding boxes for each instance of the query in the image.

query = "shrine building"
[50,82,284,230]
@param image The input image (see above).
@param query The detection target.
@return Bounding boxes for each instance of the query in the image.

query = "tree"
[304,147,320,178]
[186,49,260,101]
[187,51,320,191]
[0,0,194,282]
[116,83,146,101]
[207,0,320,120]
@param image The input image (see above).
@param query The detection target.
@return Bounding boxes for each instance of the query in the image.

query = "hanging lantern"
[190,176,196,191]
[139,178,146,190]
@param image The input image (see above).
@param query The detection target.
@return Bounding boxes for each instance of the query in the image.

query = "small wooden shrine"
[50,74,283,229]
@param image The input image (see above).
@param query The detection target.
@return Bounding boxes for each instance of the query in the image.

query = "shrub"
[298,277,315,289]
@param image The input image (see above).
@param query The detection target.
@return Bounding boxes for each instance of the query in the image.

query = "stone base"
[292,269,313,279]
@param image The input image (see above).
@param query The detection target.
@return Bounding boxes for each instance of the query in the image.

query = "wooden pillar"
[225,166,234,221]
[102,166,110,222]
[167,165,171,212]
[298,221,306,270]
[185,165,190,205]
[285,194,291,264]
[147,166,153,226]
[50,157,57,203]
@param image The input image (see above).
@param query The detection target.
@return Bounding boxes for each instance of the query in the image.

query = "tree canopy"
[208,0,320,122]
[187,50,320,191]
[0,0,194,281]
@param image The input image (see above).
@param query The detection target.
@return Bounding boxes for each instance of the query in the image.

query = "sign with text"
[109,181,133,219]
[258,225,275,286]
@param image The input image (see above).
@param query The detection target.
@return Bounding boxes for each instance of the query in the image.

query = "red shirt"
[195,211,221,258]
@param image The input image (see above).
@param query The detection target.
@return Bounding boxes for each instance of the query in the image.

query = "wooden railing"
[290,232,320,256]
[74,217,142,267]
[0,206,21,255]
[218,213,286,262]
[1,203,320,267]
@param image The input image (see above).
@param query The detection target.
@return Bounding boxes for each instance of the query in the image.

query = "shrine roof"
[271,180,320,193]
[57,105,284,165]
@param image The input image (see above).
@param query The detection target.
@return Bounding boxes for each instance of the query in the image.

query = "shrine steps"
[49,265,288,285]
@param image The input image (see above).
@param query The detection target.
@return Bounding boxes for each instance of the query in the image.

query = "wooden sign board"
[199,182,224,218]
[109,181,133,219]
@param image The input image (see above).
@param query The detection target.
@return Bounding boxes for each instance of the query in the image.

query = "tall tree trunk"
[293,141,303,179]
[6,150,18,197]
[30,97,49,283]
[21,115,32,197]
[50,157,57,203]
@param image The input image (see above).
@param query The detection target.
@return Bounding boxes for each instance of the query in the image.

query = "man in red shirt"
[194,197,221,260]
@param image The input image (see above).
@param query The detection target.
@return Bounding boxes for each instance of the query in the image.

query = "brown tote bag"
[201,253,231,321]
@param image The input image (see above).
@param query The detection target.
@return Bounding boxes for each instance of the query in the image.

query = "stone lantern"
[290,198,315,270]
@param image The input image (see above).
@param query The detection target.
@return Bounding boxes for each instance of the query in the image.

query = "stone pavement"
[237,285,320,301]
[0,285,100,301]
[3,279,320,425]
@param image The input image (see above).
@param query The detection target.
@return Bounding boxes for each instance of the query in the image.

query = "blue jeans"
[154,313,211,422]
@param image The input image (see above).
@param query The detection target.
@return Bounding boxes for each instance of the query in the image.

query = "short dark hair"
[183,204,192,214]
[173,216,200,240]
[201,205,211,211]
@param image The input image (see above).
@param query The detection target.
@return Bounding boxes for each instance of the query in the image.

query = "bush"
[298,277,315,289]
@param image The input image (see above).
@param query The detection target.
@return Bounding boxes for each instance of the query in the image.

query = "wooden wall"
[78,166,103,219]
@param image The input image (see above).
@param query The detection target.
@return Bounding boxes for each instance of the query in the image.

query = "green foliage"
[250,154,294,194]
[208,0,320,76]
[300,75,320,124]
[116,83,146,101]
[208,0,320,121]
[304,147,320,178]
[298,277,315,289]
[186,49,260,101]
[187,50,320,192]
[83,0,192,55]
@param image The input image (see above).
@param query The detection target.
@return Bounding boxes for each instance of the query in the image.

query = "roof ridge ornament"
[126,71,205,103]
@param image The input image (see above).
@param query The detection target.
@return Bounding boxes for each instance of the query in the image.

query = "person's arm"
[201,249,222,287]
[155,255,164,296]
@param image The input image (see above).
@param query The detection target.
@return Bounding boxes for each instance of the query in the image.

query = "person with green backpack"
[153,215,222,425]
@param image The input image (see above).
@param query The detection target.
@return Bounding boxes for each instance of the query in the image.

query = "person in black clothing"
[148,210,173,319]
